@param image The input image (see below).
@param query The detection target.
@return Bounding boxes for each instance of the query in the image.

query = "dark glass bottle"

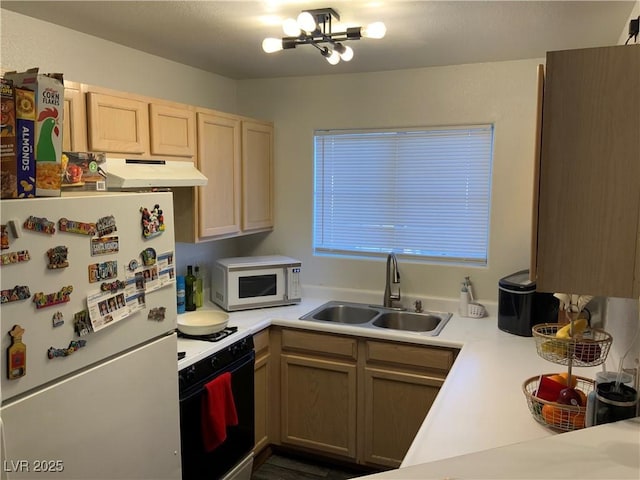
[185,265,196,311]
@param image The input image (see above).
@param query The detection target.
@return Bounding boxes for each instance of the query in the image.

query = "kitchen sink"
[299,301,452,336]
[299,302,379,324]
[372,311,450,335]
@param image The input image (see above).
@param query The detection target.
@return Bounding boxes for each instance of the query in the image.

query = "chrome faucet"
[383,252,401,308]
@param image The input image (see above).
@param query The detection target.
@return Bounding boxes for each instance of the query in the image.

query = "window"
[313,125,493,265]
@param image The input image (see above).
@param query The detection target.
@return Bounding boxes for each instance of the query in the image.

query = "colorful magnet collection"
[3,207,174,379]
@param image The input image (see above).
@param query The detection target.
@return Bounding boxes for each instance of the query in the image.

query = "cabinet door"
[363,367,443,468]
[536,46,640,297]
[196,112,241,237]
[62,81,87,152]
[149,103,195,158]
[86,92,149,154]
[242,121,274,231]
[280,354,357,459]
[254,329,270,453]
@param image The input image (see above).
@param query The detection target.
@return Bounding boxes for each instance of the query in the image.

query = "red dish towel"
[201,372,238,452]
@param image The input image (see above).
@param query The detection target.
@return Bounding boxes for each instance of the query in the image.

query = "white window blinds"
[313,125,493,265]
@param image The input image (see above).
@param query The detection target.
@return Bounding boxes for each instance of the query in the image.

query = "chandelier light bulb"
[297,11,317,33]
[262,37,284,53]
[282,18,301,37]
[326,49,341,65]
[339,45,354,61]
[362,21,386,39]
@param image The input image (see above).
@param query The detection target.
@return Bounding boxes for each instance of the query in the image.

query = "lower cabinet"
[271,327,456,468]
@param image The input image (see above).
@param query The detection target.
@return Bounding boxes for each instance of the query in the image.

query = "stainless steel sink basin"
[299,302,379,324]
[299,301,452,336]
[372,311,450,334]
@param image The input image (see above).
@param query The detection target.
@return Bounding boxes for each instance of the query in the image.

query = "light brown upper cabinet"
[242,120,274,232]
[196,110,242,238]
[62,81,87,152]
[149,103,196,157]
[86,86,195,159]
[174,110,274,242]
[534,45,640,298]
[86,90,150,155]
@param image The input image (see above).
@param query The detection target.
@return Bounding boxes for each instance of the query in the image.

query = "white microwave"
[211,255,302,311]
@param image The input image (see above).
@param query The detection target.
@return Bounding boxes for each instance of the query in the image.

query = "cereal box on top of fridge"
[15,88,36,198]
[4,68,64,197]
[1,78,17,199]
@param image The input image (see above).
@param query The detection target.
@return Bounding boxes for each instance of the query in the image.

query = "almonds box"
[4,68,64,197]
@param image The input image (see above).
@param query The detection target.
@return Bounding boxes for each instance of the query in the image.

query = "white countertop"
[177,289,639,479]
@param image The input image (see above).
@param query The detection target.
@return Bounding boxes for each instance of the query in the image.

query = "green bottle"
[185,265,196,311]
[194,265,203,308]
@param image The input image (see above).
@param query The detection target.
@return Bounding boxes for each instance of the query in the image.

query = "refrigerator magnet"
[73,311,93,337]
[52,311,64,327]
[96,215,117,237]
[32,285,73,309]
[46,246,69,269]
[58,218,97,236]
[141,248,156,266]
[23,215,56,234]
[90,236,119,256]
[1,285,31,303]
[1,250,30,266]
[148,307,166,322]
[88,260,117,283]
[47,340,86,359]
[7,324,26,379]
[140,204,165,238]
[100,279,126,293]
[1,225,8,249]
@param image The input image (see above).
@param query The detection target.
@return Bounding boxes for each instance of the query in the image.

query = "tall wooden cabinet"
[242,120,274,232]
[534,45,640,298]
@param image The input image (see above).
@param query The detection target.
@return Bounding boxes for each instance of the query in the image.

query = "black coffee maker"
[498,269,559,337]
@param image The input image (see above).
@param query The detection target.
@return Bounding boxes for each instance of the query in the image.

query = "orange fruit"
[558,372,578,388]
[541,404,569,427]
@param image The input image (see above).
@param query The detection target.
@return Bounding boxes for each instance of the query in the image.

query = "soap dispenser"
[459,283,469,317]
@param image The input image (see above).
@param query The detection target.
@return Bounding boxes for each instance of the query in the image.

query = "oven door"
[179,351,255,480]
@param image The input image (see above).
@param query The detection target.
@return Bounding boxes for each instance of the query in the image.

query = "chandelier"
[262,7,386,65]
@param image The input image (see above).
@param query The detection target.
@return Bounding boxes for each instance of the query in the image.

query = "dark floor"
[251,454,369,480]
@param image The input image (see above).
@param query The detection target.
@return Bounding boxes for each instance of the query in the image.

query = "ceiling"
[1,1,635,79]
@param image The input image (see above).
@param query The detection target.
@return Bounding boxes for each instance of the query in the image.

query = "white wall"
[0,9,237,112]
[236,60,542,302]
[618,0,640,44]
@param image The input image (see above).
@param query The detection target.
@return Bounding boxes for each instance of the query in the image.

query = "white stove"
[177,325,251,370]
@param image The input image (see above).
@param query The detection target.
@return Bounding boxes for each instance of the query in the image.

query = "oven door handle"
[180,352,255,402]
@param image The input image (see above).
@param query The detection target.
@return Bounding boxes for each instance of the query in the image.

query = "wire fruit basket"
[532,323,612,367]
[522,374,595,432]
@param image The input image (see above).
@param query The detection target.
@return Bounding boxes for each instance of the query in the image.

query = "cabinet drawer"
[365,340,455,372]
[281,329,357,360]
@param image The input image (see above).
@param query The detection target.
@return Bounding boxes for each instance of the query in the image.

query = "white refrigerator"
[0,191,181,479]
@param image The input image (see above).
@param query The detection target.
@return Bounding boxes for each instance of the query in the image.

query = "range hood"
[103,158,208,189]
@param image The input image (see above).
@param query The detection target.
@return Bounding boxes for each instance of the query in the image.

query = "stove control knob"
[181,365,196,384]
[210,357,219,369]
